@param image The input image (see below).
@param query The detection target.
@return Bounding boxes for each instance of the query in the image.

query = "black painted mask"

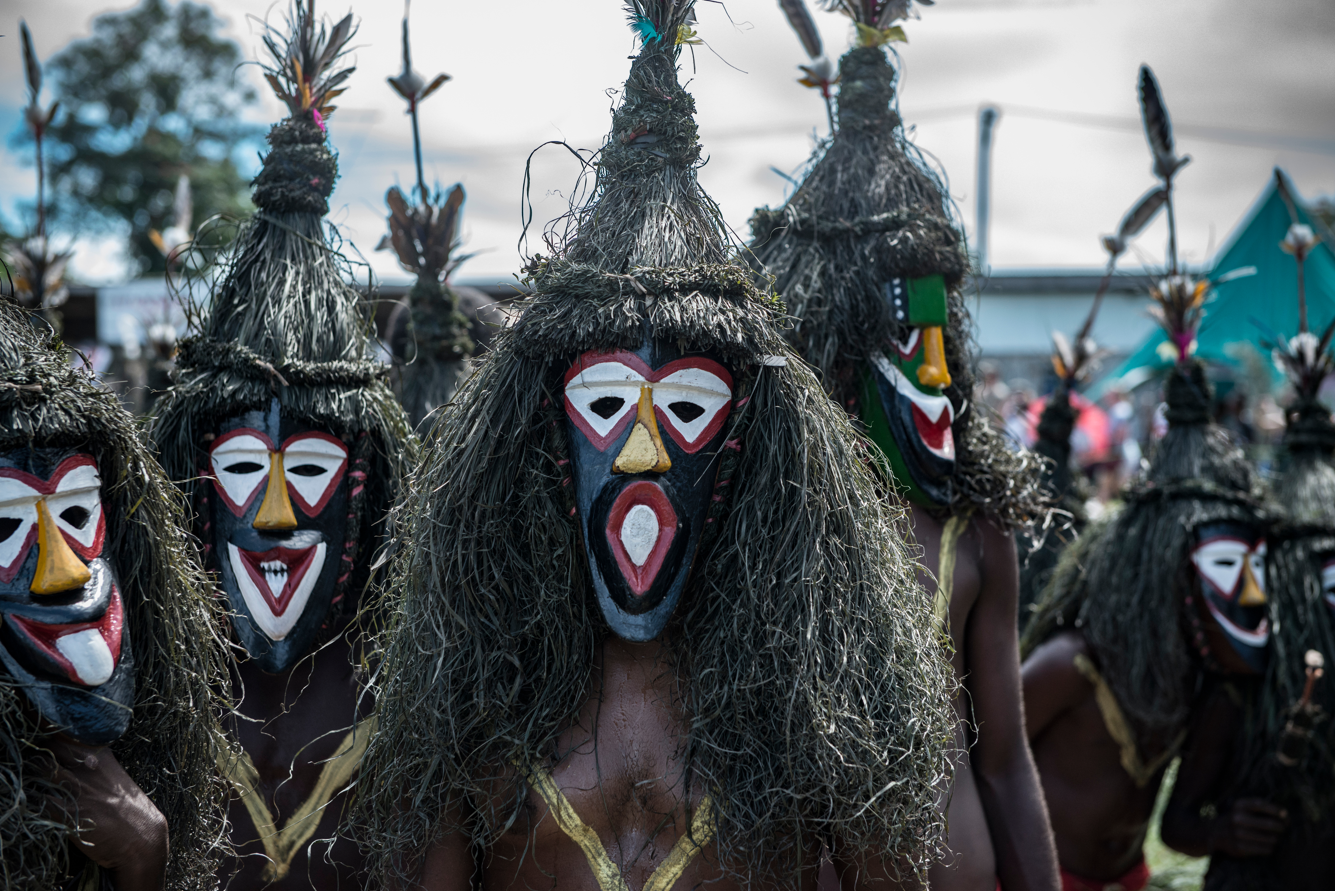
[0,448,134,744]
[1191,521,1269,674]
[563,339,733,641]
[208,399,349,673]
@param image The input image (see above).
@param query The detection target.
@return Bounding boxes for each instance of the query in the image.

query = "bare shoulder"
[1022,631,1093,697]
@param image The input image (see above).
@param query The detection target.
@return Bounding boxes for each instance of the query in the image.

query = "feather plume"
[1138,65,1189,182]
[625,0,699,44]
[1149,275,1208,364]
[20,21,40,102]
[778,0,823,58]
[382,185,466,281]
[260,0,358,121]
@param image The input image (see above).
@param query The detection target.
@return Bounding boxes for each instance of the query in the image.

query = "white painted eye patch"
[0,456,104,580]
[1192,538,1266,599]
[563,353,733,454]
[209,430,348,517]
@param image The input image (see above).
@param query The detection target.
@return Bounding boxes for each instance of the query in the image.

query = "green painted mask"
[861,274,957,507]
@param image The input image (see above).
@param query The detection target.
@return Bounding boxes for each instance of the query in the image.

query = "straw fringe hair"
[355,309,955,886]
[749,46,1045,529]
[1024,362,1263,744]
[0,300,232,890]
[148,115,413,624]
[355,7,954,882]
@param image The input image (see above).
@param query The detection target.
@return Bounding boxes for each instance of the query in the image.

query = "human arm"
[967,518,1061,891]
[44,735,169,891]
[1159,684,1287,858]
[1021,631,1095,745]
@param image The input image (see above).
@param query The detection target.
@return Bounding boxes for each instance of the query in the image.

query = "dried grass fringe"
[0,299,233,890]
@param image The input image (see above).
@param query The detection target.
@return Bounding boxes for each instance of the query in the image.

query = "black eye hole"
[589,396,625,419]
[669,401,705,422]
[287,464,326,477]
[1212,558,1238,567]
[224,462,265,475]
[60,506,91,529]
[0,517,20,543]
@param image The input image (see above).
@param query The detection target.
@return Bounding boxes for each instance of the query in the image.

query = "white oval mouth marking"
[56,629,115,686]
[620,504,660,568]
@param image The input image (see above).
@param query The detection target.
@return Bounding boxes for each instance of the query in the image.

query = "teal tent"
[1098,170,1335,394]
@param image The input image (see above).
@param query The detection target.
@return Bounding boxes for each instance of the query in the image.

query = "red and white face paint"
[209,430,348,517]
[0,449,133,745]
[1190,522,1270,673]
[206,400,354,673]
[563,344,735,641]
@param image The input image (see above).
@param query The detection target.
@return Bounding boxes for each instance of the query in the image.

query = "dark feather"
[778,0,823,58]
[419,73,451,102]
[1318,316,1335,358]
[20,20,41,101]
[1118,186,1168,241]
[1138,65,1185,181]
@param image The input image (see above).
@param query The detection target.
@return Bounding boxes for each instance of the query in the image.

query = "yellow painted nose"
[1238,561,1267,607]
[613,385,672,475]
[917,326,952,389]
[253,452,298,530]
[31,500,92,596]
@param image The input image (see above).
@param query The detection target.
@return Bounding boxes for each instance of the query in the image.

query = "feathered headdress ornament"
[260,0,355,129]
[375,1,474,427]
[4,21,71,325]
[819,0,933,47]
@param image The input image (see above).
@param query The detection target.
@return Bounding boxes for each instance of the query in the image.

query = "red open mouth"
[11,588,124,687]
[606,482,678,596]
[911,404,955,460]
[235,546,320,617]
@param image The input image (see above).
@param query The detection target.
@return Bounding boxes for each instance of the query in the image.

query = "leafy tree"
[42,0,258,275]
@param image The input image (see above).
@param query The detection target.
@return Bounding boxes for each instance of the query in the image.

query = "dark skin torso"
[1022,631,1170,881]
[224,627,370,890]
[409,637,915,891]
[909,505,1060,891]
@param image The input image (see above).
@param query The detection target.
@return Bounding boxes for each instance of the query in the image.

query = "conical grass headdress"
[355,1,954,884]
[149,1,411,632]
[749,9,1044,528]
[0,298,231,890]
[1234,213,1335,829]
[1024,347,1265,747]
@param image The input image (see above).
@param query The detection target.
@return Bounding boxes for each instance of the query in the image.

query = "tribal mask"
[1191,521,1270,674]
[208,398,349,673]
[0,448,134,744]
[564,339,733,641]
[861,274,956,507]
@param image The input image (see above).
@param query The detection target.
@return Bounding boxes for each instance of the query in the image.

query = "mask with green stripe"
[861,273,957,507]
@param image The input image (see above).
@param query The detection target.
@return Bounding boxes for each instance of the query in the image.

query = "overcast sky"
[3,0,1334,287]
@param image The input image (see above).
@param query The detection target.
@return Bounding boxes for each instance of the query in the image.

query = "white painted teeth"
[262,561,288,594]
